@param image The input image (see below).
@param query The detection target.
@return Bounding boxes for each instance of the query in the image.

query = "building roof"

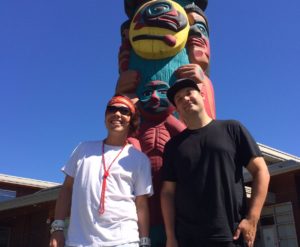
[258,143,300,163]
[243,143,300,182]
[0,185,61,212]
[0,173,60,188]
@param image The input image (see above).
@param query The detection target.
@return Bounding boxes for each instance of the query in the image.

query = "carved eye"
[143,90,153,97]
[195,22,208,38]
[158,89,167,95]
[146,2,171,17]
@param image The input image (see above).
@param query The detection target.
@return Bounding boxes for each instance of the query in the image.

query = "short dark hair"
[167,78,200,106]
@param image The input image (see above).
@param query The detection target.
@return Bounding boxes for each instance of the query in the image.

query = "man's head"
[105,95,139,136]
[167,78,207,122]
[167,78,200,106]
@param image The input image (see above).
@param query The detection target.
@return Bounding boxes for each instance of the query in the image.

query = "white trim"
[244,160,300,182]
[258,143,300,163]
[0,173,60,188]
[0,186,61,211]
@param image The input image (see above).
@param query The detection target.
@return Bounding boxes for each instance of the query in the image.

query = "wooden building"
[0,174,60,247]
[245,144,300,247]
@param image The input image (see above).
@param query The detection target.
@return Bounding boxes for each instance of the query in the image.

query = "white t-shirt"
[62,141,153,247]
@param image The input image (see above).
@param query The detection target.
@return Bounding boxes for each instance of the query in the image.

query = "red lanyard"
[99,140,127,215]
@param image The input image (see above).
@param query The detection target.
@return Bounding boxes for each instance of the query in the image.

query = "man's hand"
[233,218,258,247]
[49,231,65,247]
[236,156,269,247]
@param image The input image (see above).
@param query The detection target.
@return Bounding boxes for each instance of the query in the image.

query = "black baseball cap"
[167,78,200,106]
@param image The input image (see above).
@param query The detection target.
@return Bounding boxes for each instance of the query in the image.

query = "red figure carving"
[138,114,185,226]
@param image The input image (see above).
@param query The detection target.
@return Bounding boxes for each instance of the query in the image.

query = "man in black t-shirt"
[160,78,270,247]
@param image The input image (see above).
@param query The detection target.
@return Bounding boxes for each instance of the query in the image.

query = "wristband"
[140,237,151,247]
[50,220,65,234]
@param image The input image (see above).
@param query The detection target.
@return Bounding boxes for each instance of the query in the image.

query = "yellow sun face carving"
[129,0,190,60]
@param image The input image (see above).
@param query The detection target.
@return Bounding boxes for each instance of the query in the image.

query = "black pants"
[178,237,245,247]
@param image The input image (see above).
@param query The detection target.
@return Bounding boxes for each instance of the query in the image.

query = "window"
[0,227,10,247]
[0,189,16,202]
[295,174,300,205]
[260,216,275,226]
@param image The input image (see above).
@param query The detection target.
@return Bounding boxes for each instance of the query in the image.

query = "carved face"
[139,80,171,113]
[186,13,210,71]
[129,0,189,59]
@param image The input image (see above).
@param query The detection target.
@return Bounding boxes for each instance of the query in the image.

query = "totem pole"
[116,0,215,246]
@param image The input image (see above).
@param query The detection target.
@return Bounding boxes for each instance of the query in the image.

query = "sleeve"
[235,121,263,168]
[134,153,153,197]
[61,142,84,177]
[161,141,177,182]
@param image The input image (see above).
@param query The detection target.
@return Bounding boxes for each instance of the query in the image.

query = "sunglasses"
[106,105,132,116]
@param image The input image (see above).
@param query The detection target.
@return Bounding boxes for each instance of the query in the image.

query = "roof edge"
[0,186,61,212]
[258,143,300,162]
[0,173,61,188]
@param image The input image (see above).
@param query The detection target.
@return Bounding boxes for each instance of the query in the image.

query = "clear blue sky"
[1,0,299,183]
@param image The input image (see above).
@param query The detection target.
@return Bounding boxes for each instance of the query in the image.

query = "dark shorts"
[177,237,245,247]
[150,224,166,247]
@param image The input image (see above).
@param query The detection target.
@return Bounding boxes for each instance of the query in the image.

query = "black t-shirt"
[162,120,262,242]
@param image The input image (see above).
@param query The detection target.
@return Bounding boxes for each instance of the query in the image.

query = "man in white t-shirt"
[50,95,153,247]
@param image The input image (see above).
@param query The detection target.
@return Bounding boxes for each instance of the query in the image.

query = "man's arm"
[135,194,150,239]
[49,175,74,247]
[161,181,178,247]
[233,156,270,247]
